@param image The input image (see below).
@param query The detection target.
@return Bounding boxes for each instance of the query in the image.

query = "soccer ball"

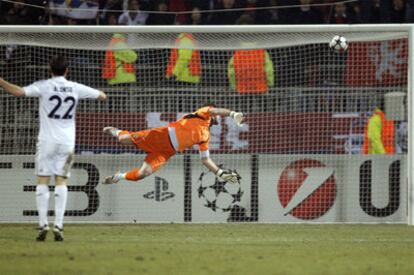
[329,35,348,53]
[197,170,243,213]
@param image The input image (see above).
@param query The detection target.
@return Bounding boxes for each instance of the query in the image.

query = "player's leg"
[103,152,173,184]
[51,146,74,242]
[103,127,134,145]
[125,161,154,181]
[103,161,152,184]
[51,175,68,242]
[35,141,55,241]
[36,176,51,241]
[103,127,176,184]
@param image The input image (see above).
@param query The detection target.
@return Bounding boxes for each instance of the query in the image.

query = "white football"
[329,35,348,53]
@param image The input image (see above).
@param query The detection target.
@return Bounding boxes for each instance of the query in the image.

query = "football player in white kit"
[0,55,107,241]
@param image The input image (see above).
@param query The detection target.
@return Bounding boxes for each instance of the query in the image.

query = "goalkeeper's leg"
[102,127,175,184]
[103,153,173,184]
[103,127,133,145]
[103,161,152,184]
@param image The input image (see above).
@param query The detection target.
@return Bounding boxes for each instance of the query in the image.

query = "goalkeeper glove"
[215,169,240,184]
[230,111,244,126]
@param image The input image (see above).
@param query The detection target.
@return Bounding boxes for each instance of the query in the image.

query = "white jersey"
[24,76,100,147]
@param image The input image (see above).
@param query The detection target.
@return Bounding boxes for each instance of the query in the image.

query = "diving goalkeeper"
[103,104,243,184]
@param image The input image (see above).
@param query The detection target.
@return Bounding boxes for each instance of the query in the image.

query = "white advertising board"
[0,154,407,223]
[190,154,253,222]
[258,155,406,223]
[0,155,184,223]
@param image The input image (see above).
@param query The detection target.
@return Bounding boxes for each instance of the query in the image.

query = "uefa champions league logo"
[197,168,243,213]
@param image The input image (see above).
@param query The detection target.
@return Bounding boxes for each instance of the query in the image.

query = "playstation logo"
[143,177,175,202]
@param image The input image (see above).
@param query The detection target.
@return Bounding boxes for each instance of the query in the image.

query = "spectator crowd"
[1,0,414,26]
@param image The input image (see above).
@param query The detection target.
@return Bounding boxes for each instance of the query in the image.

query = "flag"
[345,39,407,86]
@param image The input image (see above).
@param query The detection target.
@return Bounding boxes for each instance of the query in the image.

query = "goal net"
[0,25,411,224]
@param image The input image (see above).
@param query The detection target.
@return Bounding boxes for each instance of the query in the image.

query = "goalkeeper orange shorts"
[127,126,176,172]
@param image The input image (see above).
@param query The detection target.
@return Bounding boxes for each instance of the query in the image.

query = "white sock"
[36,184,50,228]
[54,185,68,229]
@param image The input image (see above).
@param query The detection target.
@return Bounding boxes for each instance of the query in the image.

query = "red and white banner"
[76,112,363,154]
[345,39,408,86]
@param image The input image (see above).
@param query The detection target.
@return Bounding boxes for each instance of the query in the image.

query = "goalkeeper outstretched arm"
[201,156,221,174]
[209,107,244,126]
[201,156,239,184]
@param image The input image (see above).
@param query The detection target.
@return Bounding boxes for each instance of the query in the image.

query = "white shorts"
[35,141,75,178]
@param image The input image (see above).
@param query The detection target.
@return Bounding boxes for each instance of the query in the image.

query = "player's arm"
[77,82,107,101]
[0,77,25,97]
[209,107,244,126]
[227,56,236,90]
[264,51,275,87]
[201,156,220,174]
[201,156,239,184]
[97,90,107,101]
[199,145,221,177]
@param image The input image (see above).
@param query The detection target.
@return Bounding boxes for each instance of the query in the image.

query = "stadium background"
[1,1,414,275]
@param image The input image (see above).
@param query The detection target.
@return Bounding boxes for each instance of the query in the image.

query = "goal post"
[409,25,414,226]
[0,25,412,224]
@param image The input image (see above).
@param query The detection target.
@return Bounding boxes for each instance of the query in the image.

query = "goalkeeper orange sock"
[125,168,142,181]
[118,130,130,137]
[117,130,132,143]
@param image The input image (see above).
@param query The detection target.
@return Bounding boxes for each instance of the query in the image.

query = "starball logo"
[278,159,337,220]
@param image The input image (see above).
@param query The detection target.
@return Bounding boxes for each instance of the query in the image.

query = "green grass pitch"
[1,224,414,275]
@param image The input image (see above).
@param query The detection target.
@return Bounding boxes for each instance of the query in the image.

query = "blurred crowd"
[1,0,414,26]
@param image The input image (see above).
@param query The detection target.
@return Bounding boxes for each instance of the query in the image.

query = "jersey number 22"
[48,95,76,119]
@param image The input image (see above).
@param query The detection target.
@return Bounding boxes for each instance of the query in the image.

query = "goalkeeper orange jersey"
[125,107,212,172]
[168,107,212,153]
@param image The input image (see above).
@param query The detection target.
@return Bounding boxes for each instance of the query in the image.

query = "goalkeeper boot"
[53,225,64,242]
[103,126,120,138]
[103,171,123,185]
[36,225,50,241]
